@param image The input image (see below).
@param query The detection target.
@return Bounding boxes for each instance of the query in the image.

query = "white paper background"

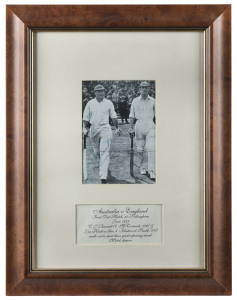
[33,30,205,269]
[1,0,236,298]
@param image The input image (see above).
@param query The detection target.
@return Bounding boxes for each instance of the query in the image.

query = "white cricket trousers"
[135,121,155,174]
[90,125,112,180]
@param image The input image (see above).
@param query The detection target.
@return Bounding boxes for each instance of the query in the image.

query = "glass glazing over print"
[82,80,156,184]
[32,30,205,270]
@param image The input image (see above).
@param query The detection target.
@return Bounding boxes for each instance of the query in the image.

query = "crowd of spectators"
[82,80,155,123]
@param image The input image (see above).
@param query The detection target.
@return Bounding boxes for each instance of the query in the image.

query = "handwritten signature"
[92,137,127,167]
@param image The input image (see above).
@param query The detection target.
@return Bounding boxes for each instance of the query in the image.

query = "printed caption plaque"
[76,205,162,245]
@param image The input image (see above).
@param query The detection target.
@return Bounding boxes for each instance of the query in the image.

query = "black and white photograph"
[82,80,156,184]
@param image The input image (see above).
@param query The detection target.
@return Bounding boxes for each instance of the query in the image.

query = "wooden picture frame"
[6,5,231,295]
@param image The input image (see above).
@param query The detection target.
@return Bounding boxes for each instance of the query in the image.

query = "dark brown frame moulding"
[6,5,231,296]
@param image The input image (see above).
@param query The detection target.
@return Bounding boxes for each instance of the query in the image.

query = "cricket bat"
[130,134,134,177]
[83,134,88,180]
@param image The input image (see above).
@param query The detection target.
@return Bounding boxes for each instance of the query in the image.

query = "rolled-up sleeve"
[109,102,117,119]
[83,102,90,122]
[129,100,135,118]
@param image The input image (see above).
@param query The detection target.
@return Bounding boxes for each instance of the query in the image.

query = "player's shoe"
[149,171,156,180]
[101,179,107,184]
[140,168,146,175]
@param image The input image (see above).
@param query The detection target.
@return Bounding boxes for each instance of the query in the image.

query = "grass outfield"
[83,123,155,184]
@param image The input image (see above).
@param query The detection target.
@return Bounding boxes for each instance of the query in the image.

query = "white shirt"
[129,95,155,122]
[83,98,117,127]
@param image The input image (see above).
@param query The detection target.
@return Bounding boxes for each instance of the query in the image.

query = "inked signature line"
[91,137,129,167]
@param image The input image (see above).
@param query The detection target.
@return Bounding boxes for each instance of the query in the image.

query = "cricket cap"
[94,85,105,91]
[140,81,150,87]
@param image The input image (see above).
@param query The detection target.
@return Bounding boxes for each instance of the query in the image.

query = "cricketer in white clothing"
[83,85,121,184]
[129,81,156,180]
